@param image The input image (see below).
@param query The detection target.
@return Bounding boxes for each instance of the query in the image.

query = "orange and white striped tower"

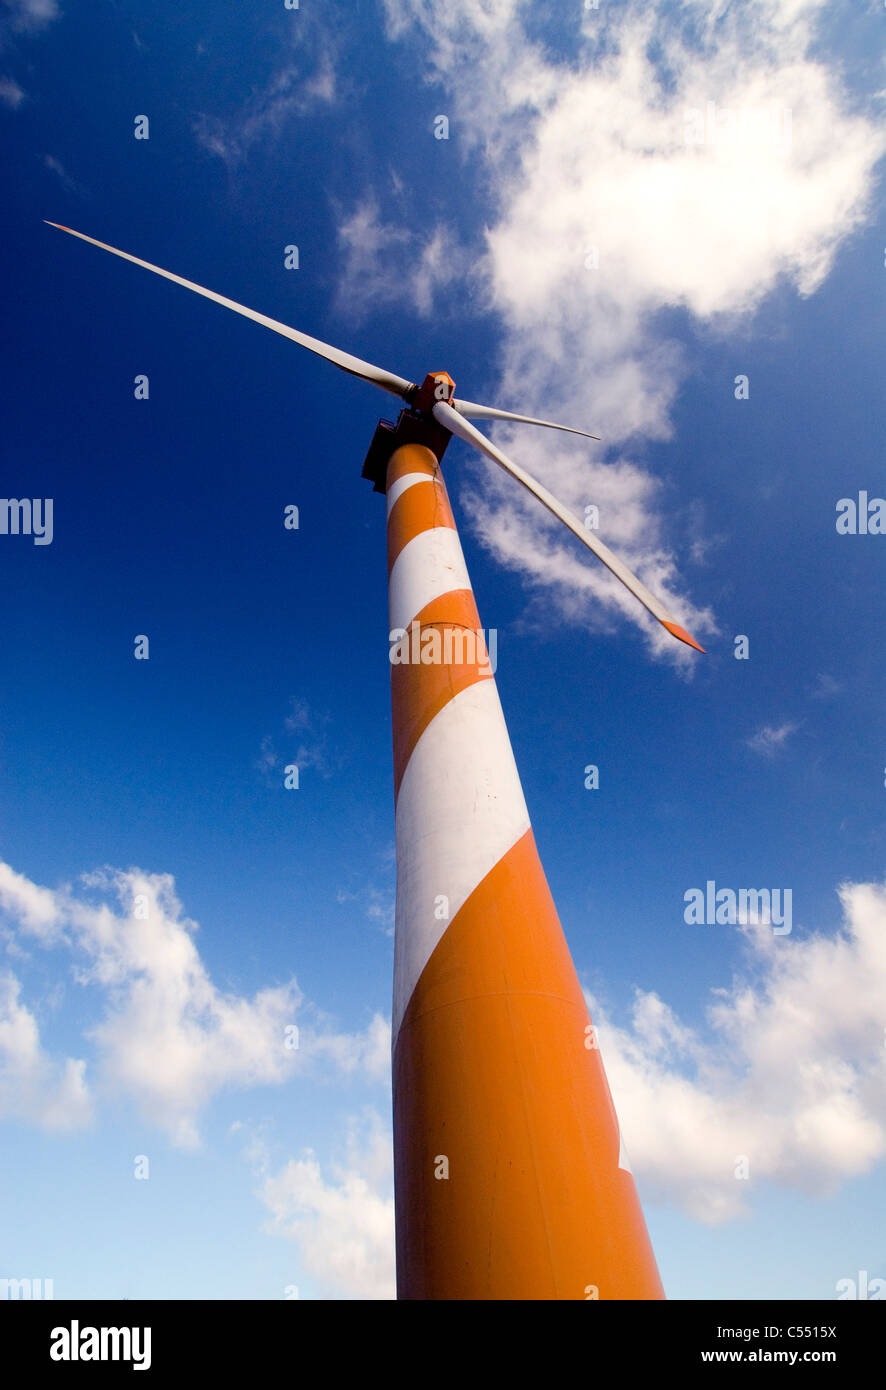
[43,228,693,1301]
[383,397,665,1300]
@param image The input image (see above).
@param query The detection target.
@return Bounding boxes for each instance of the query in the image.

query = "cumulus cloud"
[5,850,886,1280]
[0,861,60,939]
[377,0,885,662]
[260,1108,395,1298]
[0,972,90,1129]
[0,859,389,1146]
[263,872,886,1292]
[588,877,886,1222]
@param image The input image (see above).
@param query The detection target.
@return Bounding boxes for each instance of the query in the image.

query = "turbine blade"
[44,222,413,399]
[433,400,705,653]
[451,398,600,440]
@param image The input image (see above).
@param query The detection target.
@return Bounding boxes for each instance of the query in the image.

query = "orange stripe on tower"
[393,828,664,1300]
[386,441,437,492]
[387,474,455,573]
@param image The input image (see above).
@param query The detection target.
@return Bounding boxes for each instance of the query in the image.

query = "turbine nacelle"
[408,372,457,413]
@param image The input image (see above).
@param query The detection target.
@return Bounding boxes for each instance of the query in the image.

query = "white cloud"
[262,871,886,1284]
[747,720,800,755]
[194,56,336,167]
[459,435,717,664]
[261,1108,395,1298]
[811,672,843,700]
[0,76,24,107]
[378,0,885,662]
[365,891,394,936]
[256,733,277,775]
[6,848,886,1262]
[0,860,61,940]
[336,881,395,936]
[258,698,338,782]
[0,859,389,1146]
[587,877,886,1222]
[3,0,59,34]
[42,152,84,196]
[283,697,336,776]
[308,1011,390,1083]
[0,972,91,1129]
[231,1118,274,1177]
[334,198,467,324]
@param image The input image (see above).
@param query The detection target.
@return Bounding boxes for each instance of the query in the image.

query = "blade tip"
[662,620,706,653]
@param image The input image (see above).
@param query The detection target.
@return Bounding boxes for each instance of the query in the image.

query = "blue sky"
[1,0,885,1299]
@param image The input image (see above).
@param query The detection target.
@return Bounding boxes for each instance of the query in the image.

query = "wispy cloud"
[334,197,468,324]
[336,882,395,936]
[811,672,843,701]
[41,152,85,197]
[3,0,59,36]
[307,1012,390,1083]
[194,56,336,168]
[257,697,339,781]
[0,75,24,107]
[283,697,337,776]
[747,720,800,756]
[256,733,277,776]
[230,1118,274,1177]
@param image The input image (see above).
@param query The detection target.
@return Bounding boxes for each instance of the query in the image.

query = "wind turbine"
[47,221,704,1300]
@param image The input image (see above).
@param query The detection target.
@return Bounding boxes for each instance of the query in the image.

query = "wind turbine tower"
[47,222,704,1299]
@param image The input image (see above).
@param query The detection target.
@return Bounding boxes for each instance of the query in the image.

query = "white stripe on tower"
[387,455,530,1040]
[388,527,472,638]
[393,679,530,1040]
